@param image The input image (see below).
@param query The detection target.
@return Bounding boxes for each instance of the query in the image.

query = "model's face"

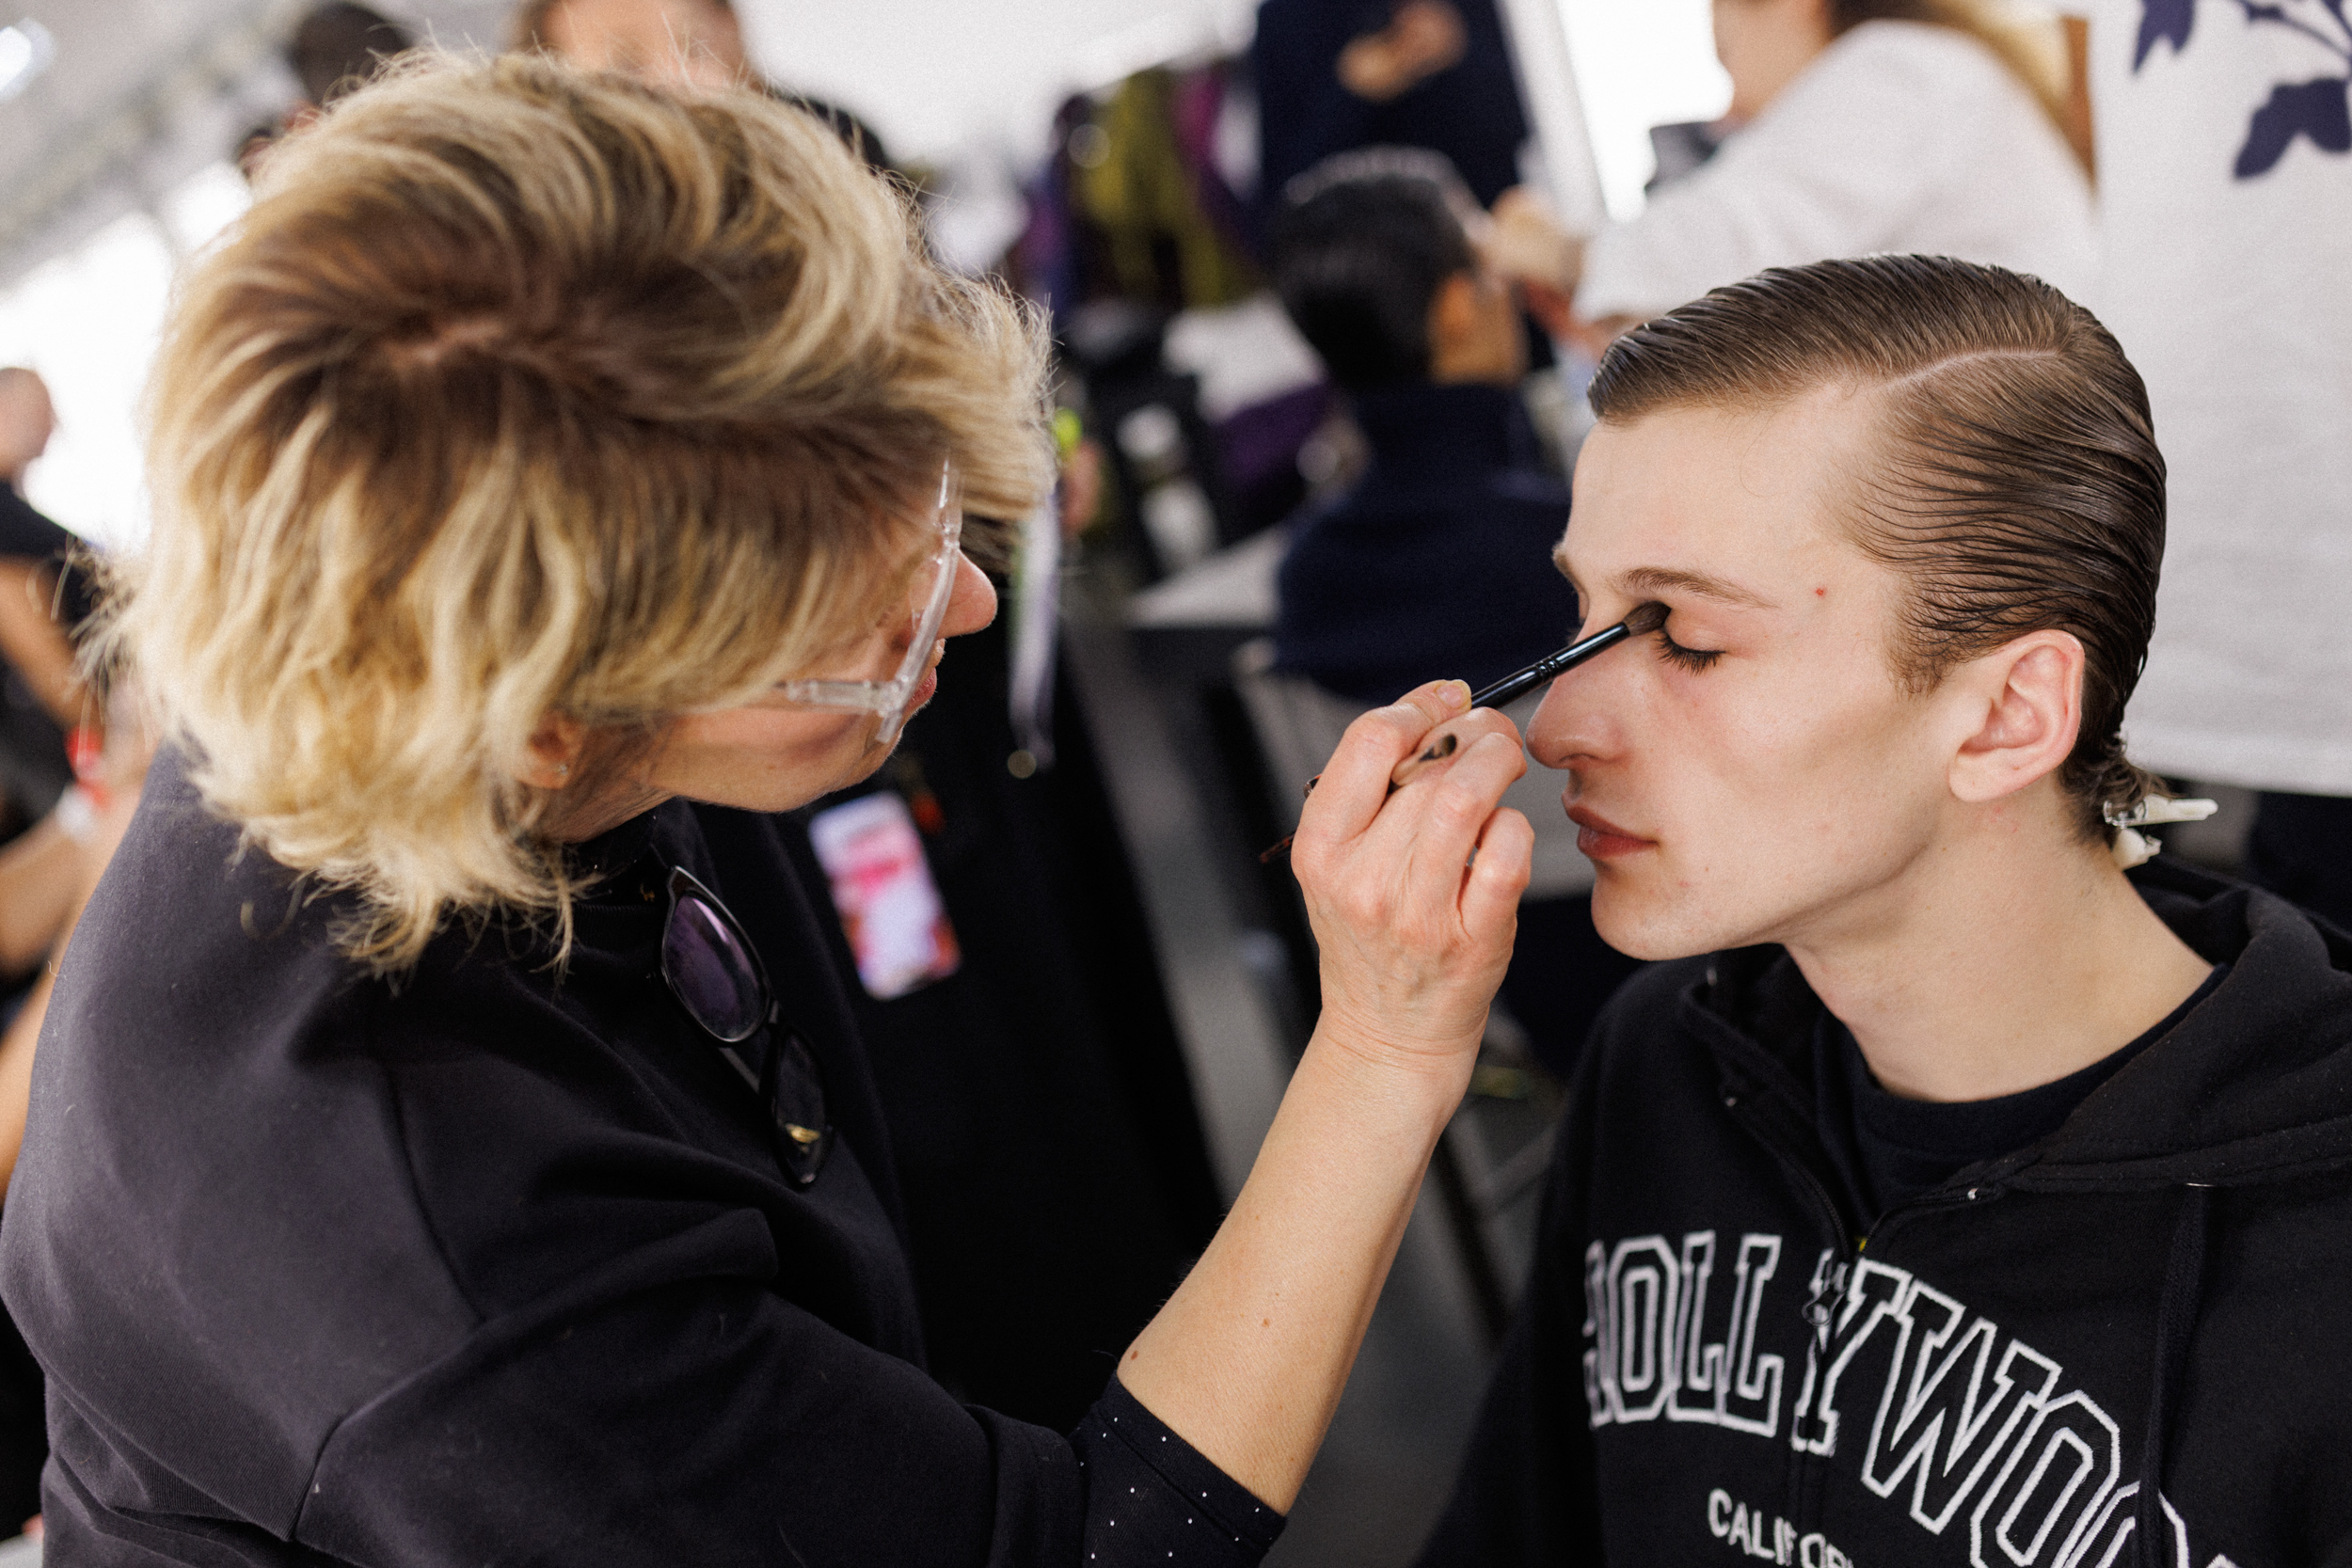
[1529,388,1970,960]
[544,0,748,88]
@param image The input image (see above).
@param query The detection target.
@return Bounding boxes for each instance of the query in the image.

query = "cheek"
[1651,668,1942,869]
[652,707,881,809]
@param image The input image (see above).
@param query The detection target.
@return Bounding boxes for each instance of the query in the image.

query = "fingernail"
[1438,680,1471,713]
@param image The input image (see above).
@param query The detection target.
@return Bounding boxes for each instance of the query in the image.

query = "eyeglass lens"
[660,893,765,1044]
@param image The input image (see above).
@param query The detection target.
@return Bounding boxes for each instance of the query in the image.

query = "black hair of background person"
[286,3,415,107]
[1253,0,1531,214]
[1267,156,1639,1073]
[781,610,1221,1430]
[1272,165,1472,389]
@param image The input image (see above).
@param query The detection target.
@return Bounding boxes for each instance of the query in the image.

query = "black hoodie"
[1418,859,2352,1568]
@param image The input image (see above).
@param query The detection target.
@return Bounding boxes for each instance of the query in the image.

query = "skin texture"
[1528,389,2212,1102]
[533,533,1529,1509]
[1337,0,1469,103]
[1427,267,1528,387]
[541,0,749,88]
[1713,0,1835,123]
[529,548,996,834]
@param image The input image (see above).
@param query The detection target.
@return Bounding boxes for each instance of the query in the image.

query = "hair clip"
[2105,794,2218,871]
[2104,795,2218,831]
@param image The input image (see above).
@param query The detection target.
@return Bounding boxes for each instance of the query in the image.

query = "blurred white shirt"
[2065,0,2352,796]
[1577,20,2097,319]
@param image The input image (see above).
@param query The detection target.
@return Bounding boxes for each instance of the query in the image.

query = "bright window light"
[0,210,177,552]
[1555,0,1730,221]
[0,18,54,104]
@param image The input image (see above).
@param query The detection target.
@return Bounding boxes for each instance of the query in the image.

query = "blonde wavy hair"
[115,54,1051,970]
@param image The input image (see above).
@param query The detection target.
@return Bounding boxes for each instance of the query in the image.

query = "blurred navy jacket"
[1254,0,1531,210]
[1274,381,1578,705]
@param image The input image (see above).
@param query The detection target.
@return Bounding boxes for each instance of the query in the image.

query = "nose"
[1527,631,1633,771]
[941,551,996,640]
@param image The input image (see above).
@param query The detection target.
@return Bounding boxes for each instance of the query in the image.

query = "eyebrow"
[1549,546,1779,611]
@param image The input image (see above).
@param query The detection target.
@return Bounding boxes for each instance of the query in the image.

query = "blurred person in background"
[1486,0,2095,352]
[524,0,1226,1432]
[0,675,155,1540]
[0,59,1545,1561]
[2063,0,2352,928]
[1270,150,1638,1074]
[513,0,894,168]
[1254,0,1533,213]
[238,4,416,177]
[287,3,414,116]
[0,371,96,836]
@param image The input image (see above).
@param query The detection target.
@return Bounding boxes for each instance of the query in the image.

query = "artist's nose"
[941,551,996,640]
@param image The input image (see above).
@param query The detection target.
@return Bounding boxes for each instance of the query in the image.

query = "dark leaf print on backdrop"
[2136,0,2199,65]
[2235,74,2352,173]
[2137,0,2352,176]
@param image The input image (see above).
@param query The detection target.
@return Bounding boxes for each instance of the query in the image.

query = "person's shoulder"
[1825,18,2021,97]
[0,482,72,563]
[6,753,479,1516]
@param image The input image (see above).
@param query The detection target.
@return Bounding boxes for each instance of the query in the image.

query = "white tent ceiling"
[0,0,1259,290]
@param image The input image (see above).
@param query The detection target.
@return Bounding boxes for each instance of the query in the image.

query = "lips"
[1567,805,1655,860]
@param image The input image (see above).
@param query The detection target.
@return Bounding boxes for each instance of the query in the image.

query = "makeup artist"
[0,57,1536,1568]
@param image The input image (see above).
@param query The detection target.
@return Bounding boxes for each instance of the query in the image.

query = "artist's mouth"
[1567,805,1656,860]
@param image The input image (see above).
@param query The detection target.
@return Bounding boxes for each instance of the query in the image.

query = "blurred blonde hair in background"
[112,53,1051,969]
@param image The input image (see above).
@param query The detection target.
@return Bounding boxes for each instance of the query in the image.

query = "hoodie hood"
[1692,856,2352,1192]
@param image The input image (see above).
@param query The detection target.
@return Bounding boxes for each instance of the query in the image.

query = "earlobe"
[1428,273,1478,353]
[523,714,588,791]
[1948,632,2084,806]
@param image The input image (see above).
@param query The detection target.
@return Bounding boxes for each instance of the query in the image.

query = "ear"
[1947,630,2084,807]
[523,714,589,791]
[1427,271,1482,363]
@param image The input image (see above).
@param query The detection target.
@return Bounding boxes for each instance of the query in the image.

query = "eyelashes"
[1656,632,1724,673]
[1568,599,1725,672]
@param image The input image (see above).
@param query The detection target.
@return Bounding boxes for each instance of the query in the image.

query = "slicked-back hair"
[1273,149,1478,391]
[1589,255,2164,840]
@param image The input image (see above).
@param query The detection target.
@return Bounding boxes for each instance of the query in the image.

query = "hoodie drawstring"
[2137,1184,2212,1566]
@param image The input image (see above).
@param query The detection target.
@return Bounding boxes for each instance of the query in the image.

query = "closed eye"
[1656,626,1724,672]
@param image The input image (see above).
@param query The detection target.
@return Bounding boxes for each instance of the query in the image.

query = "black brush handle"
[1468,620,1632,709]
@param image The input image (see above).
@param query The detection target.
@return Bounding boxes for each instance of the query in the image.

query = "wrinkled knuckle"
[1431,780,1491,828]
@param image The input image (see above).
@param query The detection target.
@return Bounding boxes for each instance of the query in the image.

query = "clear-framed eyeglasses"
[767,462,963,749]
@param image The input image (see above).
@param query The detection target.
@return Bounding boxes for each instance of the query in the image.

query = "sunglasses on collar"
[657,864,830,1187]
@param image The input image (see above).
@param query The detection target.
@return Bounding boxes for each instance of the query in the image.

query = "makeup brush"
[1260,602,1665,862]
[1461,600,1667,713]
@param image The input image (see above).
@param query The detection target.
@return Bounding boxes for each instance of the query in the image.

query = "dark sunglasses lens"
[771,1033,830,1187]
[662,895,765,1043]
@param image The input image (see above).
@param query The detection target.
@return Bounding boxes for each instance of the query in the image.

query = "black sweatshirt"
[0,750,1282,1566]
[1419,859,2352,1568]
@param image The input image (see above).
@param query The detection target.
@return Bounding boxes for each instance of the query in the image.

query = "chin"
[1590,875,1752,963]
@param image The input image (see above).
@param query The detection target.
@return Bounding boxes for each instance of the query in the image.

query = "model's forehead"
[1563,392,1875,596]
